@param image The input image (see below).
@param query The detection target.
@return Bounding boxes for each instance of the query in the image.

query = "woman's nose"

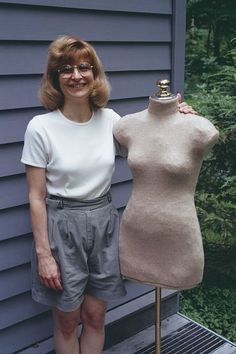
[72,67,83,79]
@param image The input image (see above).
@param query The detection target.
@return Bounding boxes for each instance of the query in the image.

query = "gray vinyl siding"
[0,0,186,352]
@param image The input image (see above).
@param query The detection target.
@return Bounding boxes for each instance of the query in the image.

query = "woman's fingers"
[179,103,198,114]
[52,273,63,290]
[47,277,62,290]
[176,92,198,115]
[40,275,63,290]
[177,92,183,103]
[177,93,198,115]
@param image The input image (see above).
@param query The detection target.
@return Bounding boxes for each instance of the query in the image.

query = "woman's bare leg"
[52,307,81,354]
[80,295,107,354]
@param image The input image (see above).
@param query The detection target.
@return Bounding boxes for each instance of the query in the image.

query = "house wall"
[0,1,186,352]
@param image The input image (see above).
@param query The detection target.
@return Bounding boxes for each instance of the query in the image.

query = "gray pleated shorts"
[31,192,126,312]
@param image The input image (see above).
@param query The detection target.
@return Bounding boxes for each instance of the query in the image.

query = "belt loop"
[57,198,64,209]
[107,191,112,203]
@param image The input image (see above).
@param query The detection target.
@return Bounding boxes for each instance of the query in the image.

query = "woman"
[21,35,196,354]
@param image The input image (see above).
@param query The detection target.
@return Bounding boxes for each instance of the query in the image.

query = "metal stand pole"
[155,287,161,354]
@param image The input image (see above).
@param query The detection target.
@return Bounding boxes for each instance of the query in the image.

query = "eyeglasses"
[57,63,94,78]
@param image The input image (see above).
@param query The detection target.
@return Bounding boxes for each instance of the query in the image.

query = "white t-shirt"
[21,108,121,200]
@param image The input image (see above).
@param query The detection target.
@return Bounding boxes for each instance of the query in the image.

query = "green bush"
[181,284,236,341]
[180,4,236,341]
[186,89,236,244]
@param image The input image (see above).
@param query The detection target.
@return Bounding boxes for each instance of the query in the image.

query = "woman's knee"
[53,308,80,340]
[81,305,106,331]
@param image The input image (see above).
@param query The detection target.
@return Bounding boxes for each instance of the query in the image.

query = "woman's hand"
[38,254,63,290]
[177,93,198,115]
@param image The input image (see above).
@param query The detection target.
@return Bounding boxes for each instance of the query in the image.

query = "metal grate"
[135,322,226,354]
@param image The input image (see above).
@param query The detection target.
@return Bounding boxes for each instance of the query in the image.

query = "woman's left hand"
[177,93,198,115]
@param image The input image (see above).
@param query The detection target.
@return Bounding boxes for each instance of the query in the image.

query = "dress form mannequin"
[113,81,219,290]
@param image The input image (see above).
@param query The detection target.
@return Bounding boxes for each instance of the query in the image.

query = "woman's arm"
[26,165,63,290]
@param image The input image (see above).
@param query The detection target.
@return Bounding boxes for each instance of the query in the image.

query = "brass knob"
[156,79,171,97]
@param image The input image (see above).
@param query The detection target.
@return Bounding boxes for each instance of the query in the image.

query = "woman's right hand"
[38,254,63,291]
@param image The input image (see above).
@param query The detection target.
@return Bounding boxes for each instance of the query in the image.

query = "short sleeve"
[114,136,128,158]
[108,109,127,158]
[21,119,48,168]
[111,109,121,126]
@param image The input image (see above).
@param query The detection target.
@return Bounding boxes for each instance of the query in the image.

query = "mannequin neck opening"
[148,95,179,116]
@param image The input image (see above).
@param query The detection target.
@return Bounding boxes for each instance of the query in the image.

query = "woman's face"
[58,57,94,106]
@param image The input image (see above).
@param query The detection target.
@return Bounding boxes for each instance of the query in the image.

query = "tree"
[186,0,236,62]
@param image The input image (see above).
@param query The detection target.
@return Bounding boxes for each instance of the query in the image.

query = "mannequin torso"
[113,96,219,289]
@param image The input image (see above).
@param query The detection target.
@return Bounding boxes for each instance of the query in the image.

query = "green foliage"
[185,33,236,94]
[186,90,236,176]
[181,284,236,341]
[184,17,236,244]
[185,89,236,244]
[207,65,236,95]
[186,0,236,60]
[181,1,236,342]
[181,243,236,341]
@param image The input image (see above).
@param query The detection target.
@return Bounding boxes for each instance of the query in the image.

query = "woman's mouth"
[69,83,86,89]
